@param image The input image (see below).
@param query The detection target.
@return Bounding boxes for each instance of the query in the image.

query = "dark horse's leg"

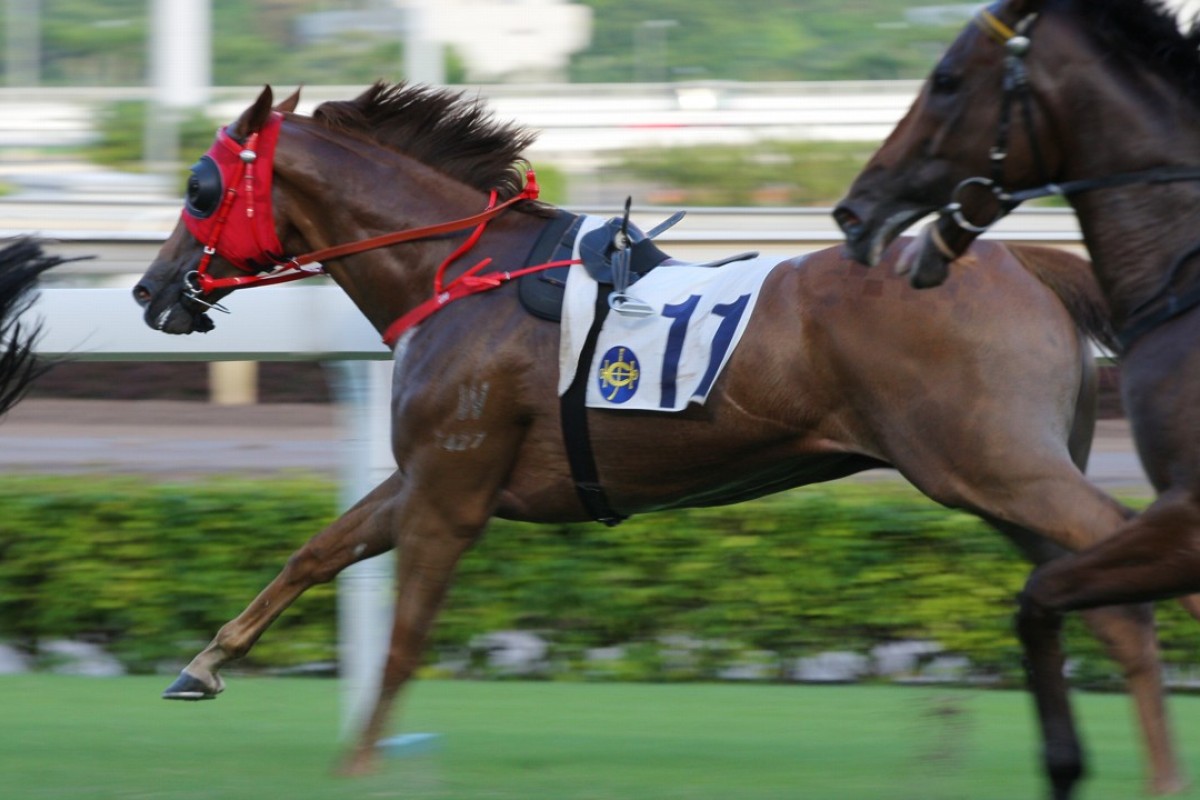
[1022,493,1200,620]
[1016,593,1082,800]
[999,526,1176,797]
[962,499,1177,800]
[1017,496,1200,799]
[1012,332,1200,798]
[901,419,1178,799]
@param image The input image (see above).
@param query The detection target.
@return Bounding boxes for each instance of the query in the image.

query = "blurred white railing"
[2,205,1085,286]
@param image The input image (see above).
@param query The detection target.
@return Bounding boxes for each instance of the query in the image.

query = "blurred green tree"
[2,0,958,88]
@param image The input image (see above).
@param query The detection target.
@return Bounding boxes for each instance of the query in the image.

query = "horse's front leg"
[334,383,533,775]
[1016,593,1083,800]
[336,500,479,775]
[162,471,407,700]
[1016,494,1200,798]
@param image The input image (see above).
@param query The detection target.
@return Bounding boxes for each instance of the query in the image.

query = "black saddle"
[518,211,672,322]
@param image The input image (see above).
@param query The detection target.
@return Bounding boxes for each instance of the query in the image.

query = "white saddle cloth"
[557,247,778,412]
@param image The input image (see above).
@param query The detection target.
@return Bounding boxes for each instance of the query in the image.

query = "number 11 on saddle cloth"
[557,254,777,413]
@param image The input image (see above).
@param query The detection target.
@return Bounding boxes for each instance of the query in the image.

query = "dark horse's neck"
[1065,145,1200,350]
[1045,3,1200,338]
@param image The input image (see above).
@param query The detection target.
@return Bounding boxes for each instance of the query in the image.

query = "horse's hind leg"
[1015,590,1081,800]
[898,353,1180,796]
[1079,604,1183,795]
[1017,594,1179,799]
[909,455,1176,797]
[1024,492,1200,608]
[162,471,407,700]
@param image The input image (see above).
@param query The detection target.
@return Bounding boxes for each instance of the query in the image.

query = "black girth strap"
[1118,287,1200,350]
[559,285,626,526]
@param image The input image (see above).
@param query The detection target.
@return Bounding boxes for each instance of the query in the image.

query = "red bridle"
[179,114,574,347]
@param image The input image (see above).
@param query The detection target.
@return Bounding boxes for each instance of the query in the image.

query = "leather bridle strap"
[1004,166,1200,204]
[292,180,539,269]
[195,171,542,294]
[956,6,1200,349]
[976,8,1017,42]
[380,256,577,347]
[938,9,1200,232]
[976,10,1050,200]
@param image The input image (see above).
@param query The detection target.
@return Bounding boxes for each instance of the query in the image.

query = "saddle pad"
[558,255,779,412]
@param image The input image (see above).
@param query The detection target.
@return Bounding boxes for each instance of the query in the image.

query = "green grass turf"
[2,676,1199,799]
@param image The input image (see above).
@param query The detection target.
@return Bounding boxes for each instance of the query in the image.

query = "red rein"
[182,117,577,348]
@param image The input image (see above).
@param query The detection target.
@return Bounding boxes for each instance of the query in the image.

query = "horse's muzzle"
[834,203,933,269]
[832,205,871,264]
[133,279,215,335]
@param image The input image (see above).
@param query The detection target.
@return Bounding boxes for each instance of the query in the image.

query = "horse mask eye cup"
[184,156,222,219]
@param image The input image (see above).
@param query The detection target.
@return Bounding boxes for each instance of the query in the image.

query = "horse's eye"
[183,156,223,219]
[931,70,961,95]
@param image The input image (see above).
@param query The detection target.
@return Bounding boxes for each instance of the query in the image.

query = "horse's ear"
[227,85,275,141]
[274,87,302,114]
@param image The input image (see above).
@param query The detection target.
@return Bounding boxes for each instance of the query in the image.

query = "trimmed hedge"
[0,476,338,671]
[0,476,1194,682]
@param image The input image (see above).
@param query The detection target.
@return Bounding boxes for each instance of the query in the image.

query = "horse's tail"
[0,239,68,416]
[1006,244,1120,355]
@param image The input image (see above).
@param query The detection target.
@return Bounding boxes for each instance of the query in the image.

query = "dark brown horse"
[135,82,1165,784]
[835,0,1200,796]
[0,239,63,415]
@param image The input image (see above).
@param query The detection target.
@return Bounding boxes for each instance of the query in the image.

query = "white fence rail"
[4,206,1087,285]
[34,287,388,361]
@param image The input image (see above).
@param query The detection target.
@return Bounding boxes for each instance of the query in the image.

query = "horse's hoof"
[1149,775,1190,796]
[335,750,380,778]
[162,670,221,701]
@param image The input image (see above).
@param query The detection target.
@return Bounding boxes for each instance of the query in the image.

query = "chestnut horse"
[136,83,1161,784]
[0,238,63,415]
[835,0,1200,796]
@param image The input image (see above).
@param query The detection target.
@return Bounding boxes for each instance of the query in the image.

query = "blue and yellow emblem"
[597,346,640,403]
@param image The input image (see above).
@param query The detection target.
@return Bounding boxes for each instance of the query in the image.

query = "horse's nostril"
[132,284,153,308]
[832,206,864,238]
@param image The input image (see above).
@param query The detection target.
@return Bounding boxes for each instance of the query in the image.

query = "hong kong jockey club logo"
[597,346,640,403]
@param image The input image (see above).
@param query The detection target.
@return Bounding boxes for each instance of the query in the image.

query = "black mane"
[1074,0,1200,105]
[312,82,547,207]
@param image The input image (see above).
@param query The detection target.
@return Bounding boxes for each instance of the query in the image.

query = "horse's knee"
[1016,583,1063,639]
